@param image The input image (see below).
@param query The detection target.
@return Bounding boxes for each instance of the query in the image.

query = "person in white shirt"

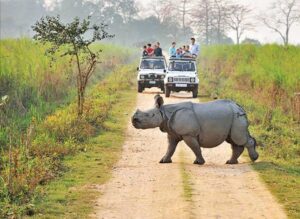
[189,37,200,57]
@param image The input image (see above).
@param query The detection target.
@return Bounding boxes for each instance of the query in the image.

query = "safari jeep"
[137,56,167,93]
[164,57,199,98]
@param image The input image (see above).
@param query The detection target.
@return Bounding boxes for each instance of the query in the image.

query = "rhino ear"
[154,94,164,108]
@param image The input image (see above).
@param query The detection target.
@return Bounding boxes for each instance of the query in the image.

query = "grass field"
[0,38,133,149]
[31,84,136,218]
[198,44,300,218]
[0,38,137,217]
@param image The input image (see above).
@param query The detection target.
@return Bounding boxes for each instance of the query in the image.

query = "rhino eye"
[148,113,155,118]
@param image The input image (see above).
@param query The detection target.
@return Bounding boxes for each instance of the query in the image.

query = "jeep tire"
[165,86,171,97]
[138,83,144,93]
[192,86,198,98]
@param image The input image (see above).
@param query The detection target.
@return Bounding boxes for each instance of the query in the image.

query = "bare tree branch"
[260,0,300,45]
[227,4,253,45]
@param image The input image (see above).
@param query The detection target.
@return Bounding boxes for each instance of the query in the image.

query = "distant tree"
[114,0,138,23]
[261,0,300,46]
[151,0,175,23]
[191,0,214,45]
[242,38,261,45]
[209,29,234,44]
[211,0,230,44]
[227,4,253,45]
[32,16,113,116]
[0,0,46,38]
[176,0,194,37]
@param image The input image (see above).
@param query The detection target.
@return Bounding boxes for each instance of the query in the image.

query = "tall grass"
[0,38,136,217]
[0,38,134,149]
[198,44,300,218]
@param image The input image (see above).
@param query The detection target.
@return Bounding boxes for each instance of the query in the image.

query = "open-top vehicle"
[137,56,167,93]
[164,57,199,98]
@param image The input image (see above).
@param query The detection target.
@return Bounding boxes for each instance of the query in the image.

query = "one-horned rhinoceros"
[131,95,258,165]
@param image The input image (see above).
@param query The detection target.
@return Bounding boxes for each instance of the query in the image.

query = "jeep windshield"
[168,61,195,72]
[140,59,165,70]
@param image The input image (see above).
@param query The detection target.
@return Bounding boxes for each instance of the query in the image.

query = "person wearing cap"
[169,42,176,57]
[189,37,200,57]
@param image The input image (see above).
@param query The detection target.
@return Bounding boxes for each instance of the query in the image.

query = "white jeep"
[137,56,167,93]
[164,57,199,98]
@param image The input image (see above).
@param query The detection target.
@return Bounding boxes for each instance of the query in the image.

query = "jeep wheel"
[138,83,144,93]
[192,87,198,98]
[165,86,171,97]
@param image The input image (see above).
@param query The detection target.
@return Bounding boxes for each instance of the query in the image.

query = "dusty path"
[93,88,287,219]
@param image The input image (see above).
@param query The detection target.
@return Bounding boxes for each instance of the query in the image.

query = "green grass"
[252,162,300,218]
[0,38,134,149]
[0,62,137,217]
[198,44,300,219]
[179,151,193,202]
[31,90,136,218]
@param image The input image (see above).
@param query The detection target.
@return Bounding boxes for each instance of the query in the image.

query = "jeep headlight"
[190,77,196,83]
[161,75,165,79]
[168,77,173,82]
[140,75,145,79]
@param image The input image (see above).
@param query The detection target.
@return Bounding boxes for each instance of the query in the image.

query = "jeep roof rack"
[141,56,165,59]
[169,57,196,61]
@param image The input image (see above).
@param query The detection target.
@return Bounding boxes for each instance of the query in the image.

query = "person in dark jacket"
[142,45,148,57]
[154,42,163,56]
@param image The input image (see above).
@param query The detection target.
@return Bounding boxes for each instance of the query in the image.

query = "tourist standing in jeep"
[154,42,163,56]
[190,37,200,57]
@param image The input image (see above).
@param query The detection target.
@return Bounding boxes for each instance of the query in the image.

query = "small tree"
[32,16,113,116]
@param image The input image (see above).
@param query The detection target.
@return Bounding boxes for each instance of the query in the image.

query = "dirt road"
[93,89,287,219]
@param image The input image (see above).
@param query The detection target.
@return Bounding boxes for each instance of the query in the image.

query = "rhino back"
[193,100,233,147]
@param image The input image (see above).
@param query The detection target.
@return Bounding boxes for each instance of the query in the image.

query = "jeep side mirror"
[137,67,139,71]
[164,69,166,73]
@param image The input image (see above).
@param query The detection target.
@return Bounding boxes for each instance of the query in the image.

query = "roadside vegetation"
[198,44,300,218]
[0,38,135,217]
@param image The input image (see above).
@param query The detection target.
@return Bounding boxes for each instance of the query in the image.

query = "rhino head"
[132,94,164,129]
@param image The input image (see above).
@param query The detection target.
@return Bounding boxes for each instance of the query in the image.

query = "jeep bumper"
[138,80,164,88]
[165,83,198,91]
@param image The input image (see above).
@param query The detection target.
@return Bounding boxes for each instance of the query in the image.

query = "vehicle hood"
[166,71,197,77]
[139,69,166,75]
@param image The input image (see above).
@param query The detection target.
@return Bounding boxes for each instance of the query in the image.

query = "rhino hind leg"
[226,144,244,164]
[183,136,205,165]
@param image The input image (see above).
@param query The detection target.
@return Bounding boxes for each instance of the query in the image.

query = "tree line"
[1,0,299,45]
[160,0,299,45]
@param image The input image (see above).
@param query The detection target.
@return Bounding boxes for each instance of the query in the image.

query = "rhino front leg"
[226,144,244,164]
[183,136,205,165]
[159,134,180,164]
